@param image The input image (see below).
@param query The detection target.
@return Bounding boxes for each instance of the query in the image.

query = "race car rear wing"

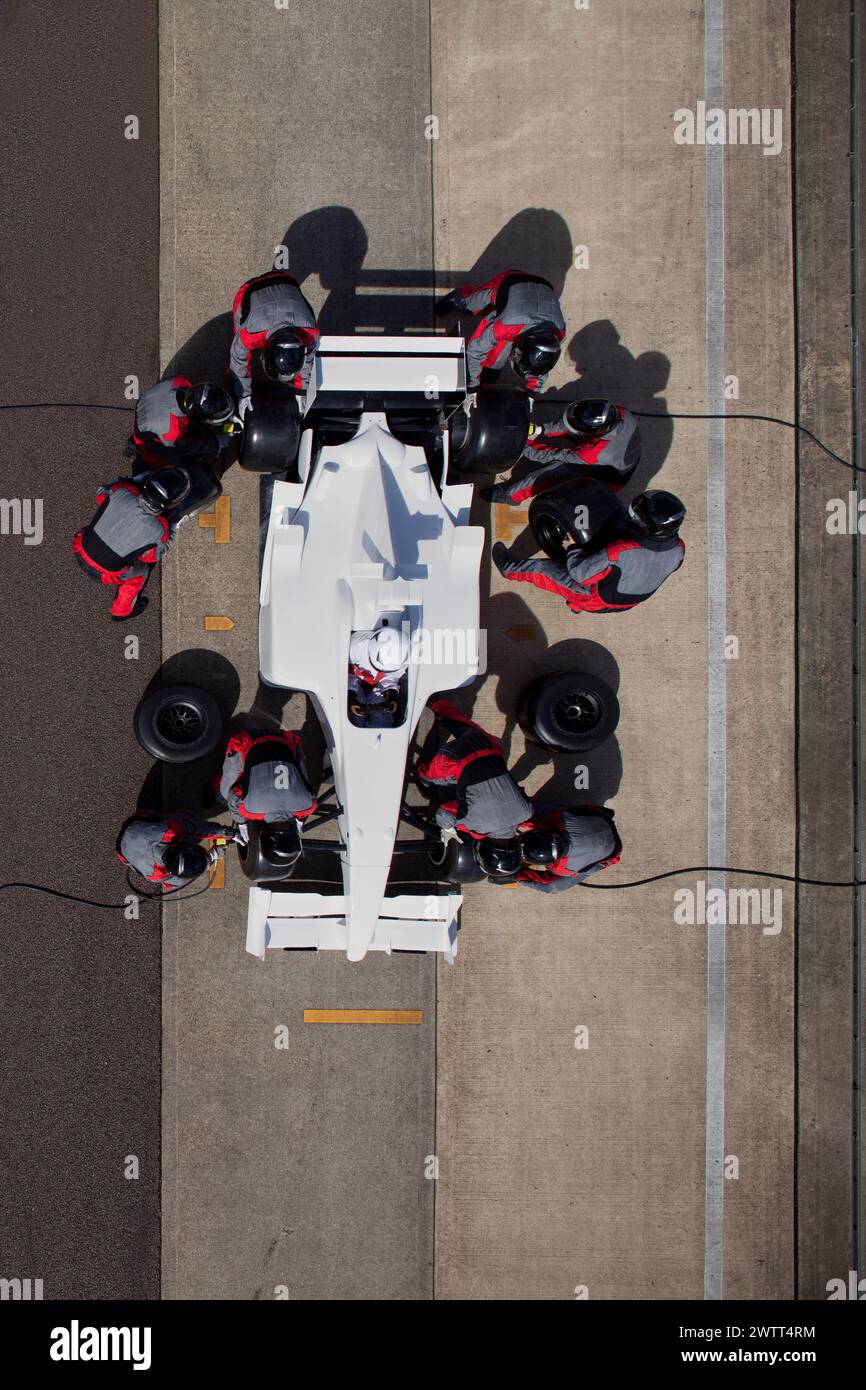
[304,334,466,411]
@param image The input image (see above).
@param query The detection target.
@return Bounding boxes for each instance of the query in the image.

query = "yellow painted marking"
[493,501,525,543]
[304,1009,424,1025]
[210,858,225,890]
[506,624,540,643]
[198,495,232,543]
[204,615,236,632]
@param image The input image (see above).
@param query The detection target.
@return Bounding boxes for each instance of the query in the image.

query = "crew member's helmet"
[141,467,191,513]
[511,326,562,380]
[627,490,686,538]
[179,382,235,425]
[263,328,308,382]
[563,398,620,439]
[475,838,522,879]
[370,627,411,674]
[519,829,569,869]
[162,842,209,883]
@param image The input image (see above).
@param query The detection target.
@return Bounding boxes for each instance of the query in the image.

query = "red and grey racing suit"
[134,375,191,467]
[451,270,566,392]
[214,730,317,825]
[116,810,227,889]
[417,698,531,839]
[495,405,641,502]
[515,805,621,893]
[498,533,685,613]
[72,481,171,618]
[229,271,319,401]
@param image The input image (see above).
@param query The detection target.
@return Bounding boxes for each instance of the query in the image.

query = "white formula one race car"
[244,335,487,962]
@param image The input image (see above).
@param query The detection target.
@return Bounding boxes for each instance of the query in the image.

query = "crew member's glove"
[434,290,458,317]
[237,396,252,420]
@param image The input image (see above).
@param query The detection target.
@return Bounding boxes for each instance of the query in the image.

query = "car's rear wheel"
[518,671,619,752]
[134,683,225,763]
[239,388,301,476]
[450,387,530,476]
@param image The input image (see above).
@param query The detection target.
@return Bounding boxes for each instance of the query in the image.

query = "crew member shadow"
[162,202,580,383]
[476,589,623,810]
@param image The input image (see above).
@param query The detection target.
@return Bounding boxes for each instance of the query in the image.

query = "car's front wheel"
[427,835,487,883]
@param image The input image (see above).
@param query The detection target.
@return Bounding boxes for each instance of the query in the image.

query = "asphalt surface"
[0,2,161,1299]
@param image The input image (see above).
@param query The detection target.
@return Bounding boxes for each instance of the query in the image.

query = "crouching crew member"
[133,378,237,468]
[417,698,532,841]
[72,468,192,621]
[492,489,686,614]
[515,805,621,892]
[117,810,231,889]
[436,269,565,393]
[214,729,317,826]
[491,399,641,502]
[229,270,319,411]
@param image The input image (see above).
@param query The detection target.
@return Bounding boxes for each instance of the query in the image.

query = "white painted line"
[704,0,728,1302]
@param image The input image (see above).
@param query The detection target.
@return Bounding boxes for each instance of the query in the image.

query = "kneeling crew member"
[133,379,237,468]
[229,270,319,411]
[117,810,231,889]
[492,489,685,614]
[436,269,565,394]
[492,399,641,503]
[214,729,317,827]
[514,806,621,893]
[417,698,531,840]
[72,468,192,621]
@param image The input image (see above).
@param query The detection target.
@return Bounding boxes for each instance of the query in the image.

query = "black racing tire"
[518,671,620,752]
[450,387,530,476]
[133,683,225,764]
[427,835,487,884]
[237,822,303,884]
[528,479,623,563]
[239,389,301,476]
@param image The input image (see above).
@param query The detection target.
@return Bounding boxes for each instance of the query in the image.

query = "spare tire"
[518,671,619,752]
[528,479,623,563]
[427,835,487,884]
[134,683,225,763]
[450,387,530,476]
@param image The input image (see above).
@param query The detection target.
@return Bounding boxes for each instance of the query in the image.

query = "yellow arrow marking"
[198,495,231,544]
[204,615,235,632]
[210,858,225,890]
[506,624,540,642]
[303,1009,424,1025]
